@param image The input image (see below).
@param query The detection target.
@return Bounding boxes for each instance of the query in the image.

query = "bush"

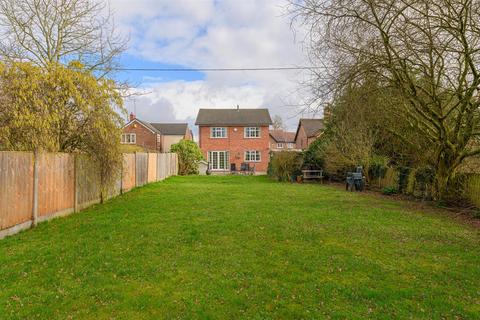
[369,155,389,180]
[269,151,303,182]
[303,138,327,169]
[382,186,398,195]
[170,140,204,175]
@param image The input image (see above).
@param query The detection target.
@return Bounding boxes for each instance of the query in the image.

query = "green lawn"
[0,176,479,319]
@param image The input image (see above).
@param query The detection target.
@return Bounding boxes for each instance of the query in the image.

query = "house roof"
[134,118,160,134]
[195,108,273,126]
[150,123,188,136]
[124,119,189,136]
[269,130,296,143]
[294,118,325,141]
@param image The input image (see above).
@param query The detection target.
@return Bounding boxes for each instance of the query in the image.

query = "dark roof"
[125,119,188,136]
[294,118,324,141]
[135,118,161,133]
[269,130,296,143]
[150,123,188,135]
[195,108,272,126]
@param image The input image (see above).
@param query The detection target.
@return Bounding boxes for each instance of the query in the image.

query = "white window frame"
[245,150,261,162]
[276,143,284,149]
[208,151,230,170]
[121,133,136,144]
[244,127,260,138]
[210,127,227,138]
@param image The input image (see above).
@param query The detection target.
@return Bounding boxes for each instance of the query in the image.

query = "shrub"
[382,186,398,195]
[369,155,389,180]
[170,140,204,175]
[303,138,327,169]
[269,151,303,182]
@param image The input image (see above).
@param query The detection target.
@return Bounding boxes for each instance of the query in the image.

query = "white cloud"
[111,0,317,131]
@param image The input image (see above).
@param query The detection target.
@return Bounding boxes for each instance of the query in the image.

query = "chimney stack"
[129,112,136,121]
[236,104,239,111]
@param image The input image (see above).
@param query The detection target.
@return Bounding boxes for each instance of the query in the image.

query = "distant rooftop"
[296,118,324,138]
[195,108,272,126]
[150,123,188,136]
[269,130,296,143]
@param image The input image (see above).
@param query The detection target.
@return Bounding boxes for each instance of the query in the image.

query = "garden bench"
[302,169,323,182]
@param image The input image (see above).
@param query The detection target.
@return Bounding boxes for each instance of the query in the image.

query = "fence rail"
[0,151,178,239]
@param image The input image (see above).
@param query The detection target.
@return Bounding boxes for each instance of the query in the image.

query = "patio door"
[208,151,229,170]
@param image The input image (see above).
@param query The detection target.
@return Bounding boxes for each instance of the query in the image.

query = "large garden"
[1,176,478,319]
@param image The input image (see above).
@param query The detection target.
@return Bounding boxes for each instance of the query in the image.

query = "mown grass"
[0,176,479,319]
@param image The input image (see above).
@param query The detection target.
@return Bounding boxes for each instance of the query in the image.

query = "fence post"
[32,150,39,227]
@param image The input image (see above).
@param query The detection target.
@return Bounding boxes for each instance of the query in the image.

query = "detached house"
[295,118,325,150]
[122,113,193,152]
[195,107,272,174]
[269,130,298,151]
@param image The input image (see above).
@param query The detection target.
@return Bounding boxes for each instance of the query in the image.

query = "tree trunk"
[434,149,458,202]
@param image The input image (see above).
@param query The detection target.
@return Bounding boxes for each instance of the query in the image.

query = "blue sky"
[110,0,315,132]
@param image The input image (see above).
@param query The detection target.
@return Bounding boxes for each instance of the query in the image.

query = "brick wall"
[295,125,308,150]
[199,126,270,172]
[122,121,160,151]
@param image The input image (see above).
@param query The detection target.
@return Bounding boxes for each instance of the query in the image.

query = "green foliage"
[382,186,398,195]
[170,139,204,175]
[269,151,303,181]
[0,176,479,318]
[302,137,327,169]
[369,155,389,180]
[0,61,125,196]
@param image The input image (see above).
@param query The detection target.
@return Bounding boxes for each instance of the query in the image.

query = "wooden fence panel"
[157,153,163,181]
[167,153,172,177]
[0,152,34,230]
[135,153,148,187]
[122,154,136,192]
[173,153,178,175]
[160,153,165,179]
[75,155,101,211]
[147,153,158,183]
[467,174,480,208]
[38,153,75,219]
[106,177,122,200]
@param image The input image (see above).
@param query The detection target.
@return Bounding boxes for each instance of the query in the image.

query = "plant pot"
[296,175,303,183]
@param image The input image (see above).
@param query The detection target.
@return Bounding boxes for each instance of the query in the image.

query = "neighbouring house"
[121,113,193,152]
[269,130,298,151]
[295,118,325,150]
[195,107,272,174]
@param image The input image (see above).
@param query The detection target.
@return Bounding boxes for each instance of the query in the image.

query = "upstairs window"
[244,127,260,138]
[211,127,227,138]
[121,133,136,144]
[245,150,261,162]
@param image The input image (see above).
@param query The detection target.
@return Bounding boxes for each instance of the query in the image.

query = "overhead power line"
[111,66,330,72]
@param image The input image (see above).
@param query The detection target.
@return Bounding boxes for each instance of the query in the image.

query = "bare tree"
[292,0,480,199]
[0,0,127,75]
[272,115,285,130]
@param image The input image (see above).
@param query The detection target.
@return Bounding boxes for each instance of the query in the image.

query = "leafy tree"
[0,61,125,195]
[170,139,204,175]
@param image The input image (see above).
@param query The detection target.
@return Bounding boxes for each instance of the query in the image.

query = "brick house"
[269,130,299,151]
[294,118,325,150]
[195,107,272,174]
[121,113,193,152]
